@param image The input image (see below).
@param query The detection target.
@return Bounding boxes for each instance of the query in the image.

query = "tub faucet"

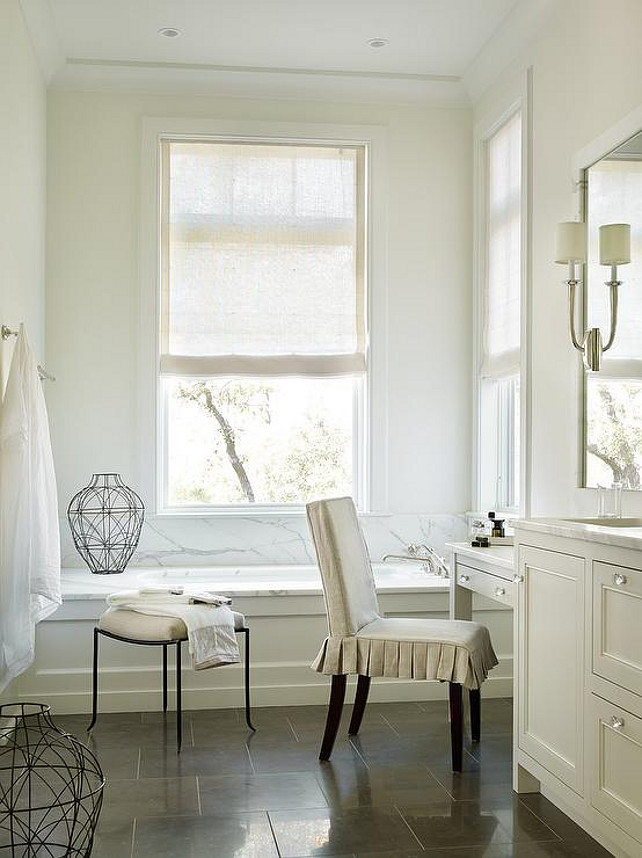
[381,543,449,578]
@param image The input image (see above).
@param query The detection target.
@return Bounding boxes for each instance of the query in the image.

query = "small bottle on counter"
[487,511,505,538]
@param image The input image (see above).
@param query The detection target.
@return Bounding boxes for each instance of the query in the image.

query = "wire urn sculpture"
[0,702,105,857]
[67,473,145,574]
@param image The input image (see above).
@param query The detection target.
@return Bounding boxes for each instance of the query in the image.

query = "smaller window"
[477,110,522,512]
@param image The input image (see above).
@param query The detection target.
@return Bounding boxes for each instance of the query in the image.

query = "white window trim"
[472,69,532,517]
[138,117,388,517]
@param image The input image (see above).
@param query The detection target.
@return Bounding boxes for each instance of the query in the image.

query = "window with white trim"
[477,110,522,512]
[158,138,367,510]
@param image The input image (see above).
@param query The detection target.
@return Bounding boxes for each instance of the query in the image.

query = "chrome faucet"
[381,543,449,578]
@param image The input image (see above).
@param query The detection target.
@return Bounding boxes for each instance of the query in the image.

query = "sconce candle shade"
[555,221,587,264]
[599,223,631,265]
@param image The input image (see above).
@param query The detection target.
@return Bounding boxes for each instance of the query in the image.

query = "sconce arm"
[567,279,584,352]
[602,273,620,353]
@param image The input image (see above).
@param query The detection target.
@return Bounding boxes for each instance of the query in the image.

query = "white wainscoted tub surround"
[9,510,513,715]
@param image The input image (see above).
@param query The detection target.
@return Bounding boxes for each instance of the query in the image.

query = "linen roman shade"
[160,139,366,377]
[481,110,521,378]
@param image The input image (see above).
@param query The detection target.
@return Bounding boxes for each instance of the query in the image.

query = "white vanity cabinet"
[517,545,585,795]
[515,521,642,858]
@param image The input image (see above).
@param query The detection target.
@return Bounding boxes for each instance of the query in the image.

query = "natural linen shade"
[160,139,366,377]
[481,110,521,378]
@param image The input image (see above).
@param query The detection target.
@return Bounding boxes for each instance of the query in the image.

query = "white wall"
[474,0,642,518]
[0,0,47,703]
[0,0,47,376]
[46,92,472,545]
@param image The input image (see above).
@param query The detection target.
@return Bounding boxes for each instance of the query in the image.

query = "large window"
[158,139,367,510]
[477,109,522,512]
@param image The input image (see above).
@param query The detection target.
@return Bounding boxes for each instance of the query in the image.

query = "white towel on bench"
[106,588,240,670]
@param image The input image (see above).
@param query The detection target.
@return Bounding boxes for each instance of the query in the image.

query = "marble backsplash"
[60,512,468,569]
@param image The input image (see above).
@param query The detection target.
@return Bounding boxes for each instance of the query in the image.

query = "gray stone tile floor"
[54,698,614,858]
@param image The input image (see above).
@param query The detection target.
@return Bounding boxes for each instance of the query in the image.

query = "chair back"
[306,497,380,637]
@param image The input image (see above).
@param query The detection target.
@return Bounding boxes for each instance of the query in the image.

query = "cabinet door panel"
[593,562,642,696]
[589,694,642,845]
[518,545,584,794]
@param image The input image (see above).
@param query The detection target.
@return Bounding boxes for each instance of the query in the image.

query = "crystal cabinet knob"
[512,574,524,584]
[459,574,470,583]
[611,715,625,730]
[495,587,506,597]
[613,572,628,586]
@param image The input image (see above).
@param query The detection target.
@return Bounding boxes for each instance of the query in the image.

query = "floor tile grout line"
[286,717,301,742]
[393,803,426,852]
[129,817,136,858]
[266,809,284,858]
[245,742,257,774]
[515,797,565,841]
[195,775,202,815]
[347,738,371,769]
[378,713,402,737]
[136,747,141,780]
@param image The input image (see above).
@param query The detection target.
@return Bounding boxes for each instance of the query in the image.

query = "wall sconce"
[555,221,631,371]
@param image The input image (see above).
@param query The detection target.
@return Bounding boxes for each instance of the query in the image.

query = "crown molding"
[50,58,471,107]
[462,0,556,104]
[19,0,64,84]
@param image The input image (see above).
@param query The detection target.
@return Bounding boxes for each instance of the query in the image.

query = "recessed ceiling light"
[367,38,389,49]
[158,27,183,38]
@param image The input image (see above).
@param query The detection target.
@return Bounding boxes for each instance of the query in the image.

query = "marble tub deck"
[54,699,612,858]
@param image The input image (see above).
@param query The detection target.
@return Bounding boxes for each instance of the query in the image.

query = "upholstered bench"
[87,608,255,752]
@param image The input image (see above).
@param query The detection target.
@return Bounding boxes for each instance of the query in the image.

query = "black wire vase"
[0,702,105,857]
[67,473,145,574]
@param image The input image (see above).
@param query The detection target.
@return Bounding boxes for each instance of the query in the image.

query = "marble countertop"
[446,542,514,571]
[60,565,449,601]
[515,517,642,550]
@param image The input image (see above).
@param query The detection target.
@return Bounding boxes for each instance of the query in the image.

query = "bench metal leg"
[242,629,256,731]
[162,644,168,712]
[87,627,99,733]
[176,640,182,753]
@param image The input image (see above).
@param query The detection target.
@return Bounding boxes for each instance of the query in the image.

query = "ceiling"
[45,0,517,77]
[21,0,553,104]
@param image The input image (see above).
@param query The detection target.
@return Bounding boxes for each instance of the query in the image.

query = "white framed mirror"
[580,128,642,489]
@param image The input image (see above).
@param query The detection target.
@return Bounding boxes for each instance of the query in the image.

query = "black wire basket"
[67,473,145,574]
[0,702,105,857]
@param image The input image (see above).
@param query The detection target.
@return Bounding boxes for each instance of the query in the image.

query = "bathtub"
[136,561,446,596]
[59,561,448,600]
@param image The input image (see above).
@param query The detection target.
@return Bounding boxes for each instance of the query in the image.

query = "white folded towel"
[106,588,239,670]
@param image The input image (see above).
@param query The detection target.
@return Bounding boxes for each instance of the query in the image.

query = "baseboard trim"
[15,672,513,714]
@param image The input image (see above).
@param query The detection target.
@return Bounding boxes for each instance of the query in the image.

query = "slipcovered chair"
[306,497,498,771]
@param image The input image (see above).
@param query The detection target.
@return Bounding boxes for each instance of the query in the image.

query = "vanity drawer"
[456,563,515,608]
[589,693,642,845]
[592,561,642,697]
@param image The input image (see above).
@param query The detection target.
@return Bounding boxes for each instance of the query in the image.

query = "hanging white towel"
[0,325,61,694]
[106,589,240,670]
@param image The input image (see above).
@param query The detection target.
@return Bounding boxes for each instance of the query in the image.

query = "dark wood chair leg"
[242,629,256,731]
[176,640,182,753]
[162,644,168,712]
[469,688,481,742]
[449,682,463,772]
[319,675,347,761]
[348,675,371,736]
[87,627,99,732]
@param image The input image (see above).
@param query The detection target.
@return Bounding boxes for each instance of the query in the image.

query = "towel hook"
[1,323,56,381]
